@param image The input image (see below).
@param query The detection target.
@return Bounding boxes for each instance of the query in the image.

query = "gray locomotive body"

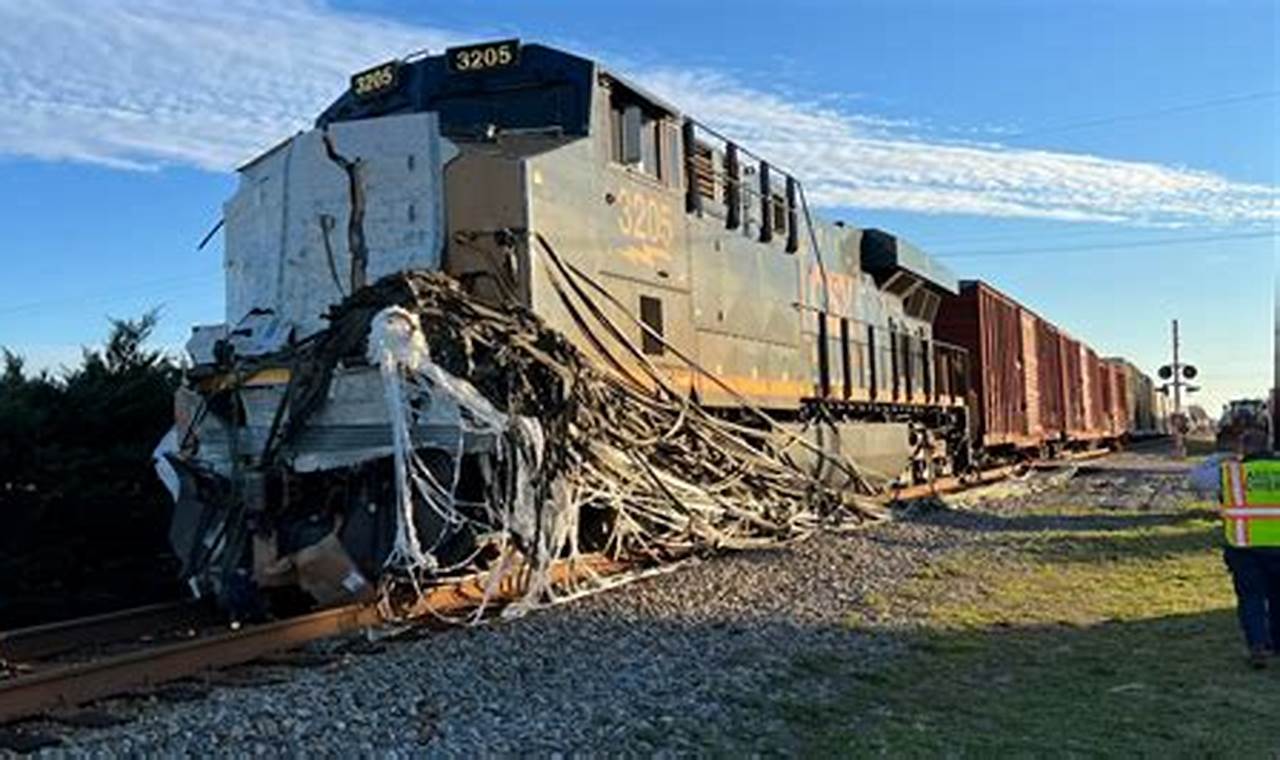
[164,41,971,606]
[331,43,969,476]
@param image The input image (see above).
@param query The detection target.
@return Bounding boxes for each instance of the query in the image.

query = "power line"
[934,230,1278,258]
[919,224,1210,249]
[1002,90,1280,142]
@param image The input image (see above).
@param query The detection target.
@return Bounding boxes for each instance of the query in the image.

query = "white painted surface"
[223,113,459,343]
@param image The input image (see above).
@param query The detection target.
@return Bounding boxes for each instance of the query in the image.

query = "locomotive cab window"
[883,272,920,298]
[609,89,664,181]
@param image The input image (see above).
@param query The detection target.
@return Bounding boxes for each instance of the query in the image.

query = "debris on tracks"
[172,237,884,622]
[330,254,885,614]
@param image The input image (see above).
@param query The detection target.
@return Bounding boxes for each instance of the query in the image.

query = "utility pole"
[1172,319,1183,414]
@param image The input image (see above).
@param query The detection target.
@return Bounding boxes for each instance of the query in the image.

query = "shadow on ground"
[905,506,1219,535]
[763,608,1279,756]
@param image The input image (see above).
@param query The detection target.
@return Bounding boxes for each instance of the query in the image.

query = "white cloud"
[0,0,463,170]
[637,69,1277,226]
[0,0,1274,227]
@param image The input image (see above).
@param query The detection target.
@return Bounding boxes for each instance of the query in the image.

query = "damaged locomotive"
[155,40,970,615]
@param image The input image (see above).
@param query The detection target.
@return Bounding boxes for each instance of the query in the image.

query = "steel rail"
[887,463,1024,502]
[0,601,215,663]
[0,554,627,725]
[885,445,1113,502]
[0,604,382,724]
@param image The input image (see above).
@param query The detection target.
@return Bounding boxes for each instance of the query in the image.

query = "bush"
[0,312,184,626]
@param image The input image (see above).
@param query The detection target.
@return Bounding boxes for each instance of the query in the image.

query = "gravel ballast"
[29,450,1193,756]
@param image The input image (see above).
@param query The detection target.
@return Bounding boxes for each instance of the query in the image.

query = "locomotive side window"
[639,115,661,178]
[639,295,665,355]
[883,272,918,298]
[664,123,683,189]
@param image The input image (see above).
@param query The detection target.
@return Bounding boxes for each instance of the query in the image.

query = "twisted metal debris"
[277,237,885,618]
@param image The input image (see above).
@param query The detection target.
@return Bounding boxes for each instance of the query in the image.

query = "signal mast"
[1158,318,1198,458]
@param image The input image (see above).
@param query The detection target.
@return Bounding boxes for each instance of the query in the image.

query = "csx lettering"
[807,265,855,315]
[616,189,672,246]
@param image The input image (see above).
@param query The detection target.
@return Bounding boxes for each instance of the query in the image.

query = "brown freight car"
[1081,346,1108,441]
[1035,318,1066,442]
[937,280,1128,456]
[1100,359,1130,438]
[1108,358,1166,438]
[931,281,1080,452]
[935,281,1020,449]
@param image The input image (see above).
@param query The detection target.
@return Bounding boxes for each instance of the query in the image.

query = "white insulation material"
[223,113,459,342]
[152,428,180,501]
[368,306,549,582]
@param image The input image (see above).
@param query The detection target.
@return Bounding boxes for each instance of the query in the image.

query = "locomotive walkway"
[10,443,1263,755]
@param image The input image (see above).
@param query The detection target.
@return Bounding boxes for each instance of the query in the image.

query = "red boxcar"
[1082,347,1107,440]
[937,280,1126,454]
[1035,318,1066,441]
[935,282,1031,448]
[1060,334,1085,436]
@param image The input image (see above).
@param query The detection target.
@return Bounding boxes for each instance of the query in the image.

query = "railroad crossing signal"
[1162,318,1198,458]
[1158,363,1198,380]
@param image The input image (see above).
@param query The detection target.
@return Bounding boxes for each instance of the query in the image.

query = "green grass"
[759,499,1280,757]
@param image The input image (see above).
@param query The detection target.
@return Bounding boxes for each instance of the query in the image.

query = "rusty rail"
[887,463,1025,503]
[885,445,1113,503]
[0,604,382,723]
[0,601,214,663]
[0,555,629,725]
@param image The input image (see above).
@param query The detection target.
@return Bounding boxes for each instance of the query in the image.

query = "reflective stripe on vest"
[1221,460,1280,548]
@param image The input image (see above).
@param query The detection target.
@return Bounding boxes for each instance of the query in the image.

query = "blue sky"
[0,0,1275,413]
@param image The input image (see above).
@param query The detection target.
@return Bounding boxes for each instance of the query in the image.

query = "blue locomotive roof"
[860,229,959,294]
[316,43,596,138]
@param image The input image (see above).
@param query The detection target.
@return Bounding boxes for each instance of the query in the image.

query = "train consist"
[159,40,1165,610]
[935,281,1168,457]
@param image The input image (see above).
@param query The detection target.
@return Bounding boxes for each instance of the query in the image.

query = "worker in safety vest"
[1215,456,1280,668]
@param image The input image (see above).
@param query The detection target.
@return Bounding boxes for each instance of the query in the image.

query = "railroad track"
[889,446,1111,502]
[0,449,1113,729]
[0,600,215,664]
[0,554,626,727]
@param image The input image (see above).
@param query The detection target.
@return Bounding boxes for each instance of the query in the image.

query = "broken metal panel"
[186,368,497,477]
[293,534,378,606]
[223,112,459,343]
[185,324,229,365]
[166,265,885,617]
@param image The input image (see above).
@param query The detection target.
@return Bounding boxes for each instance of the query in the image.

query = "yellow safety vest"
[1221,459,1280,547]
